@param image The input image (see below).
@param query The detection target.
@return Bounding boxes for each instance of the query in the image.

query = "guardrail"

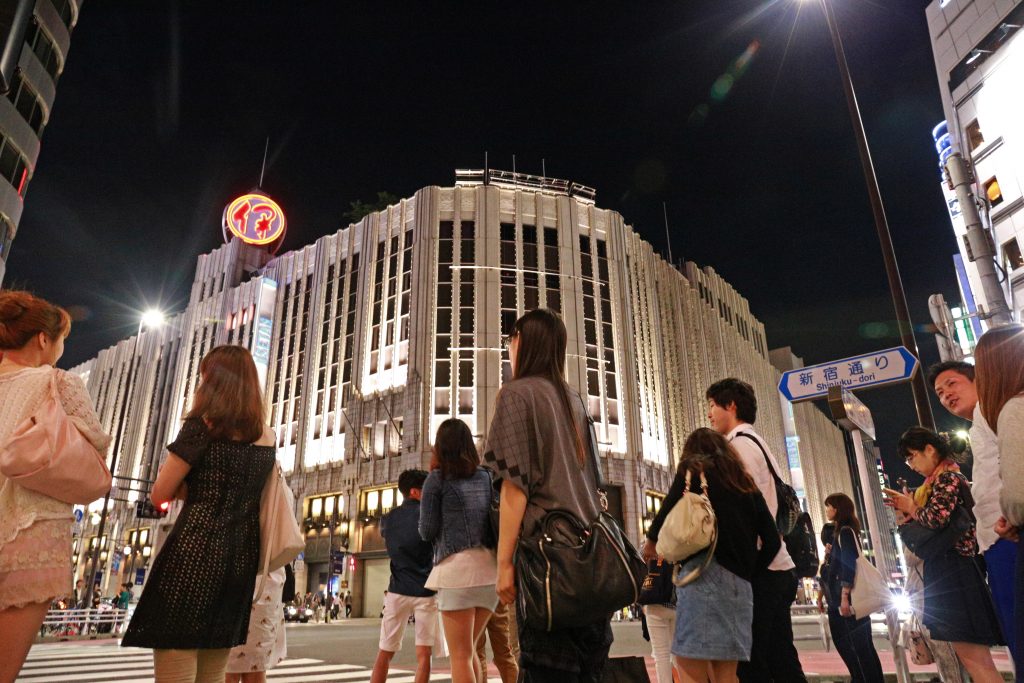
[36,608,129,642]
[791,603,832,651]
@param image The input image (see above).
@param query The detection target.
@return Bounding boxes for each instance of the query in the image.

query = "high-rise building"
[926,0,1024,327]
[71,171,850,613]
[0,0,79,284]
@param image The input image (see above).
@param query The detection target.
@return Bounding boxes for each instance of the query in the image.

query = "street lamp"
[83,309,165,607]
[804,0,936,429]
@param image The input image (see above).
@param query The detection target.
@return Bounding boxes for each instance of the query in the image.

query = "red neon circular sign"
[222,193,287,247]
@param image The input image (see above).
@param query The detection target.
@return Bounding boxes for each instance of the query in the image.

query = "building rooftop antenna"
[663,202,674,264]
[542,158,547,177]
[258,137,270,189]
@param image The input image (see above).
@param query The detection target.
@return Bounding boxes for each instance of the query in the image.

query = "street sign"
[778,346,920,403]
[73,508,84,523]
[827,386,876,441]
[135,568,145,586]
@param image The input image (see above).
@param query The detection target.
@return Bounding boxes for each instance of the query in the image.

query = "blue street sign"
[778,346,919,403]
[73,508,84,523]
[135,568,145,586]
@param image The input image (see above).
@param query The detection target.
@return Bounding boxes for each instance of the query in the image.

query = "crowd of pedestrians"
[5,291,1024,683]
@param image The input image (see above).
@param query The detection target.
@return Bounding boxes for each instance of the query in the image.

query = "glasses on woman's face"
[501,333,518,352]
[904,450,920,464]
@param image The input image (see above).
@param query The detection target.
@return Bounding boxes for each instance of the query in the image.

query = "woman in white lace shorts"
[0,291,110,683]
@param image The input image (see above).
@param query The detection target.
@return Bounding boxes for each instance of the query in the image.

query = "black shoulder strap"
[575,392,604,490]
[735,432,782,484]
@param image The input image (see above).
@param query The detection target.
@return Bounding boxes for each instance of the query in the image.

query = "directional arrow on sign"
[778,346,920,403]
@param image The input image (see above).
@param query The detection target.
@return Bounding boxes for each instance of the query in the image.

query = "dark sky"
[7,1,967,481]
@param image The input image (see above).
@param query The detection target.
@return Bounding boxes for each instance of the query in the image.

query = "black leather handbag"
[514,399,647,631]
[899,478,975,562]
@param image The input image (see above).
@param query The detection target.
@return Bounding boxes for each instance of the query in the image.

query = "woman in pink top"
[0,291,110,683]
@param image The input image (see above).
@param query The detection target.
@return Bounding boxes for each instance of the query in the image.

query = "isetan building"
[71,170,852,613]
[927,0,1024,326]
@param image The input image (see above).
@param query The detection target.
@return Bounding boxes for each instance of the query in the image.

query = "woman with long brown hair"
[123,346,277,683]
[484,308,608,681]
[819,493,883,683]
[644,428,779,683]
[0,291,110,683]
[974,322,1024,674]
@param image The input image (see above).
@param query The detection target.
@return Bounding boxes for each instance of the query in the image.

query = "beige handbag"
[255,461,303,600]
[655,470,718,586]
[839,531,891,618]
[0,371,111,505]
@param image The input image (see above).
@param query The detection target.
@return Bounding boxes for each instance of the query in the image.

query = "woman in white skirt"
[224,567,287,683]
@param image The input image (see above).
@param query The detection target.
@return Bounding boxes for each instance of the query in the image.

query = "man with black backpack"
[707,378,808,683]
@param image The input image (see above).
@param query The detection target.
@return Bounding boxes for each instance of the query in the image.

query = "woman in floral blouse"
[885,427,1003,682]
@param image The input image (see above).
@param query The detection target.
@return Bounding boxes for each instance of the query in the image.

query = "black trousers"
[827,609,884,683]
[737,569,807,683]
[518,614,612,682]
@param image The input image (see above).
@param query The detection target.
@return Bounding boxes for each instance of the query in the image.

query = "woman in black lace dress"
[123,346,277,683]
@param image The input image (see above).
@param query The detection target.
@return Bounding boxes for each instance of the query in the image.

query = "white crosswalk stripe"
[17,645,464,683]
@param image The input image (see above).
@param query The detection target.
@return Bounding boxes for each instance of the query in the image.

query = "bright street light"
[140,309,165,329]
[956,430,970,440]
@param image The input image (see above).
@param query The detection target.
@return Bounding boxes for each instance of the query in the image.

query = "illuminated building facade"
[72,171,848,611]
[927,0,1024,326]
[0,0,80,284]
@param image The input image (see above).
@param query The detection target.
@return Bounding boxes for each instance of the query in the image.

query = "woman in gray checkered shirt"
[484,309,610,682]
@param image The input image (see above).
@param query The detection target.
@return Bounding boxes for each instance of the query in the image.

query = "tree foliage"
[343,191,399,223]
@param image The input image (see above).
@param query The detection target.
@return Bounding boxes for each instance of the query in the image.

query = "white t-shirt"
[969,404,1002,553]
[727,424,795,573]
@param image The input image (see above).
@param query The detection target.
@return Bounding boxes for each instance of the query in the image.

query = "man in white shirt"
[706,378,807,683]
[929,361,1017,663]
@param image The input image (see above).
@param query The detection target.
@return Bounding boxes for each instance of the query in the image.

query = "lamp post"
[83,310,164,608]
[809,0,935,429]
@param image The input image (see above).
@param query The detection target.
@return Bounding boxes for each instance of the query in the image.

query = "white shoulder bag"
[655,470,718,586]
[255,460,304,601]
[838,529,891,618]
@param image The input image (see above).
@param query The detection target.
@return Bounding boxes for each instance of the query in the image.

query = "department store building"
[71,170,852,614]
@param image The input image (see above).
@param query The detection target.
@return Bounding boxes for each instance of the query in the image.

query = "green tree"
[343,191,399,223]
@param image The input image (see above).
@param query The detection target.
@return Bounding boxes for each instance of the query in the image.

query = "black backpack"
[786,512,820,579]
[735,432,801,536]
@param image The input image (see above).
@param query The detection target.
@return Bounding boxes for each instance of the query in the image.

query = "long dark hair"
[823,492,861,535]
[186,345,265,442]
[510,309,585,466]
[678,428,758,495]
[433,418,480,479]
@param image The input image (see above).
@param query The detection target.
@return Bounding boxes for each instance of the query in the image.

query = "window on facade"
[6,71,46,135]
[965,120,984,152]
[1003,238,1024,271]
[984,177,1004,207]
[52,0,74,29]
[0,136,29,196]
[24,19,62,81]
[359,485,402,520]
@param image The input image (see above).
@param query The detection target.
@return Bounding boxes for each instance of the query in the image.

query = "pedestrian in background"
[644,428,780,683]
[485,309,611,682]
[0,291,111,683]
[344,591,352,618]
[705,378,806,682]
[370,470,438,683]
[929,359,1017,665]
[886,427,1003,683]
[475,600,519,683]
[974,322,1024,676]
[420,418,498,683]
[122,346,278,683]
[819,493,884,683]
[224,567,287,683]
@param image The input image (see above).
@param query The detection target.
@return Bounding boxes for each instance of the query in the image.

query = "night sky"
[6,1,967,482]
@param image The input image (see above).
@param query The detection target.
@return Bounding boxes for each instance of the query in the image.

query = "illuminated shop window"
[984,177,1004,207]
[303,493,350,545]
[359,484,403,521]
[1003,238,1024,271]
[641,492,665,535]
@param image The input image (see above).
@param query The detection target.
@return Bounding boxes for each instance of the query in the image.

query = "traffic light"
[135,499,170,519]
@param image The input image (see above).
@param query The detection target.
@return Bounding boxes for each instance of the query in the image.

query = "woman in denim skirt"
[419,418,498,683]
[645,428,780,683]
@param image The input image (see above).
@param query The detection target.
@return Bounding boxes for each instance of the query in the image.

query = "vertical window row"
[456,221,475,415]
[434,221,454,415]
[499,222,517,384]
[543,227,561,312]
[367,221,413,381]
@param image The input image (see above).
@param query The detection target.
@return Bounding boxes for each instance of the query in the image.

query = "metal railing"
[36,608,129,642]
[791,603,832,651]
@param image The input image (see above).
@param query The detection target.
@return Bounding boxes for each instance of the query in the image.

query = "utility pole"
[944,153,1013,327]
[819,0,934,429]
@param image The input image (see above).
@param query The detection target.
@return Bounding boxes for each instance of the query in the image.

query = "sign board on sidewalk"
[778,346,920,403]
[827,386,877,441]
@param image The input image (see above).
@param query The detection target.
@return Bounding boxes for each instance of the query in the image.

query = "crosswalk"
[17,645,458,683]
